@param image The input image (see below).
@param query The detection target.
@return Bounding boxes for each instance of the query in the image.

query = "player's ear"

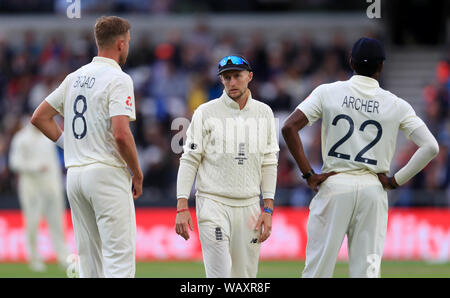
[349,57,355,71]
[247,71,253,83]
[377,61,384,73]
[117,35,125,51]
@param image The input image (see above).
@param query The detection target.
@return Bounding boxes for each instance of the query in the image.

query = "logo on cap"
[351,37,385,65]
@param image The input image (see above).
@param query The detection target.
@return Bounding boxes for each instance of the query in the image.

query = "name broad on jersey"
[342,95,379,114]
[73,75,96,89]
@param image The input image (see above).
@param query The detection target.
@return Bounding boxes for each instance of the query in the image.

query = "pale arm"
[111,115,143,199]
[30,101,63,142]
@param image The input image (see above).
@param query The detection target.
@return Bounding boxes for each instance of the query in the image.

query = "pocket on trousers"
[308,190,323,211]
[196,197,208,222]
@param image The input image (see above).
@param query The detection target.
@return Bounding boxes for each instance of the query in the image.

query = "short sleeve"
[109,75,136,121]
[45,76,68,116]
[399,100,425,138]
[296,85,324,126]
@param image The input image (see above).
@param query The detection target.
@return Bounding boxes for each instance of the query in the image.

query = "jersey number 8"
[328,114,382,165]
[72,95,87,140]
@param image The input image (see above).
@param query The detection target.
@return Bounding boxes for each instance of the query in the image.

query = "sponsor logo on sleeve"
[125,96,133,112]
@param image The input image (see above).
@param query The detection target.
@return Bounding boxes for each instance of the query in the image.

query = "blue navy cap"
[351,37,385,64]
[218,55,252,75]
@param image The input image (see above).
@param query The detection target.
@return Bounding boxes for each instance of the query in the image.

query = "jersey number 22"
[328,114,382,165]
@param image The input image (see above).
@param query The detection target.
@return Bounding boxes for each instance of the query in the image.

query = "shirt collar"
[221,90,253,111]
[92,56,122,70]
[349,75,380,88]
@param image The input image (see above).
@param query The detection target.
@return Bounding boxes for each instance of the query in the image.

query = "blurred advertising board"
[0,208,449,262]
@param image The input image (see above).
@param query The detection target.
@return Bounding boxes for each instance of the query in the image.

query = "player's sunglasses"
[218,56,250,68]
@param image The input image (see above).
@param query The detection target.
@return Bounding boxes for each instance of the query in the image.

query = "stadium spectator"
[0,25,448,208]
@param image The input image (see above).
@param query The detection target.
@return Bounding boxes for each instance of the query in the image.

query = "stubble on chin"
[227,89,244,101]
[118,54,127,67]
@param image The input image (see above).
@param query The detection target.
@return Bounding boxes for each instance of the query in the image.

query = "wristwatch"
[302,169,315,180]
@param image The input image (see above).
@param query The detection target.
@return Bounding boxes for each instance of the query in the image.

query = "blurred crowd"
[393,57,450,206]
[0,22,448,207]
[0,0,369,14]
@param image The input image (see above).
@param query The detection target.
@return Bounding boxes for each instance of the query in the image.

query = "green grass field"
[0,261,449,278]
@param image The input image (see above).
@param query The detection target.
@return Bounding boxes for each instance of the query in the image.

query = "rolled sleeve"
[261,163,277,200]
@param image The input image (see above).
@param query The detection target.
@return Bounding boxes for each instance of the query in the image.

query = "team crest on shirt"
[234,142,248,165]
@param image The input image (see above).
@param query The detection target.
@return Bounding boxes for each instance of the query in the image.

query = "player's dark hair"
[352,60,382,77]
[94,16,130,49]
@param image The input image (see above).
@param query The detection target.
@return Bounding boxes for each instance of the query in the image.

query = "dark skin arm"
[377,173,399,190]
[281,109,336,192]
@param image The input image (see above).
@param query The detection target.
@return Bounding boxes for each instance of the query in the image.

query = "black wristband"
[302,169,315,180]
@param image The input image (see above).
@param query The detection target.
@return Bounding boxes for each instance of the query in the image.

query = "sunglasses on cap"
[218,56,250,68]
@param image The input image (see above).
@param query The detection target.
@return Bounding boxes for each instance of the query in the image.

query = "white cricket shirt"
[45,56,136,168]
[177,91,279,206]
[297,75,425,175]
[9,123,63,188]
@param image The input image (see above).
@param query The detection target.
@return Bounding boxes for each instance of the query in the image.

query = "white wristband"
[55,133,64,149]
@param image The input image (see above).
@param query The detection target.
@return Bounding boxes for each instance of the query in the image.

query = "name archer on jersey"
[342,95,379,114]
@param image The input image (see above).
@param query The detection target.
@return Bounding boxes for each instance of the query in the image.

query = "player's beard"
[118,52,128,67]
[226,88,246,101]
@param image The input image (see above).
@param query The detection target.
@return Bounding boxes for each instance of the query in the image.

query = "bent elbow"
[281,122,293,138]
[30,112,39,127]
[430,141,440,158]
[113,131,129,147]
[30,112,45,131]
[422,139,440,159]
[281,122,291,136]
[114,135,126,146]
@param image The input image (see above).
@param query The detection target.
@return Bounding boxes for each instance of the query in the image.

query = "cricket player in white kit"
[31,16,143,278]
[282,38,439,278]
[175,56,279,278]
[9,119,69,272]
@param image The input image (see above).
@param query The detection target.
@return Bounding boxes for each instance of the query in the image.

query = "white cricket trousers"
[18,177,68,266]
[67,163,136,278]
[302,173,388,278]
[196,197,262,278]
